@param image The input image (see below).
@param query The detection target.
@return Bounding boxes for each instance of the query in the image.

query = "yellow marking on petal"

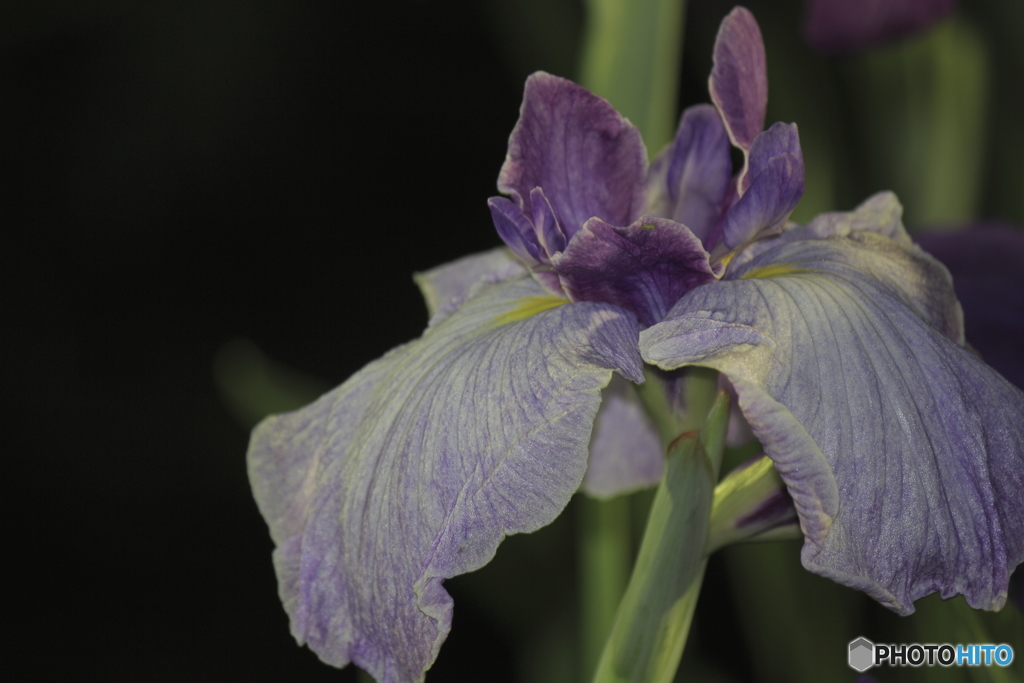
[717,250,736,269]
[490,296,567,327]
[741,262,820,280]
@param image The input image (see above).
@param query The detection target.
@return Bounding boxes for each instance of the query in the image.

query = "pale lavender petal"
[248,276,643,682]
[641,232,1024,614]
[728,192,964,346]
[719,123,805,250]
[554,215,719,327]
[582,375,664,499]
[782,191,910,244]
[804,0,955,54]
[729,192,910,272]
[709,7,768,154]
[498,72,647,237]
[646,104,733,244]
[916,224,1024,390]
[720,375,756,447]
[488,196,542,265]
[414,248,525,319]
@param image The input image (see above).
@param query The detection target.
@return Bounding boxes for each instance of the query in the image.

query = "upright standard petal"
[554,215,719,327]
[248,276,643,683]
[719,123,805,250]
[709,7,768,156]
[498,72,647,237]
[640,232,1024,614]
[646,104,733,243]
[488,197,544,266]
[804,0,955,54]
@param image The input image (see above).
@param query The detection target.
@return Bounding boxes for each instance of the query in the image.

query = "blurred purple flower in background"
[804,0,955,53]
[917,225,1024,391]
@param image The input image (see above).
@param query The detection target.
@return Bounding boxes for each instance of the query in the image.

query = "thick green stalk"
[579,0,687,155]
[577,368,717,679]
[592,386,729,683]
[575,2,688,678]
[850,17,989,227]
[578,495,633,681]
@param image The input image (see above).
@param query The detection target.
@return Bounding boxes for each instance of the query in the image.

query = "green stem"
[578,495,633,681]
[849,17,989,227]
[575,2,690,678]
[579,0,687,155]
[592,382,728,683]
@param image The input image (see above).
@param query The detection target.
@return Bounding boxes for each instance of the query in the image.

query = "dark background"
[4,0,1021,680]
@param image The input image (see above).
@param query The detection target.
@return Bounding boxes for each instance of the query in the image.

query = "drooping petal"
[414,247,525,320]
[709,7,768,155]
[915,224,1024,391]
[804,0,955,55]
[646,104,733,244]
[582,375,664,499]
[729,192,964,345]
[640,232,1024,614]
[776,190,910,244]
[554,215,719,327]
[248,276,643,682]
[498,72,647,237]
[731,192,911,275]
[719,123,805,250]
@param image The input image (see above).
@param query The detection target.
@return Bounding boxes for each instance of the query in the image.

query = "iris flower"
[248,7,1024,682]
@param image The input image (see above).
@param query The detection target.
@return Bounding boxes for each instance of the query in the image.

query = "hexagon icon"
[848,637,874,672]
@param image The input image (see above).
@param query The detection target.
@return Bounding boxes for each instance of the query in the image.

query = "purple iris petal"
[248,276,644,682]
[732,193,964,344]
[646,104,733,244]
[582,375,665,498]
[758,190,909,244]
[746,122,802,191]
[804,0,956,54]
[498,72,647,238]
[719,123,805,250]
[641,223,1024,614]
[414,247,525,320]
[709,6,768,155]
[530,186,567,255]
[554,215,719,327]
[488,196,543,265]
[915,225,1024,391]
